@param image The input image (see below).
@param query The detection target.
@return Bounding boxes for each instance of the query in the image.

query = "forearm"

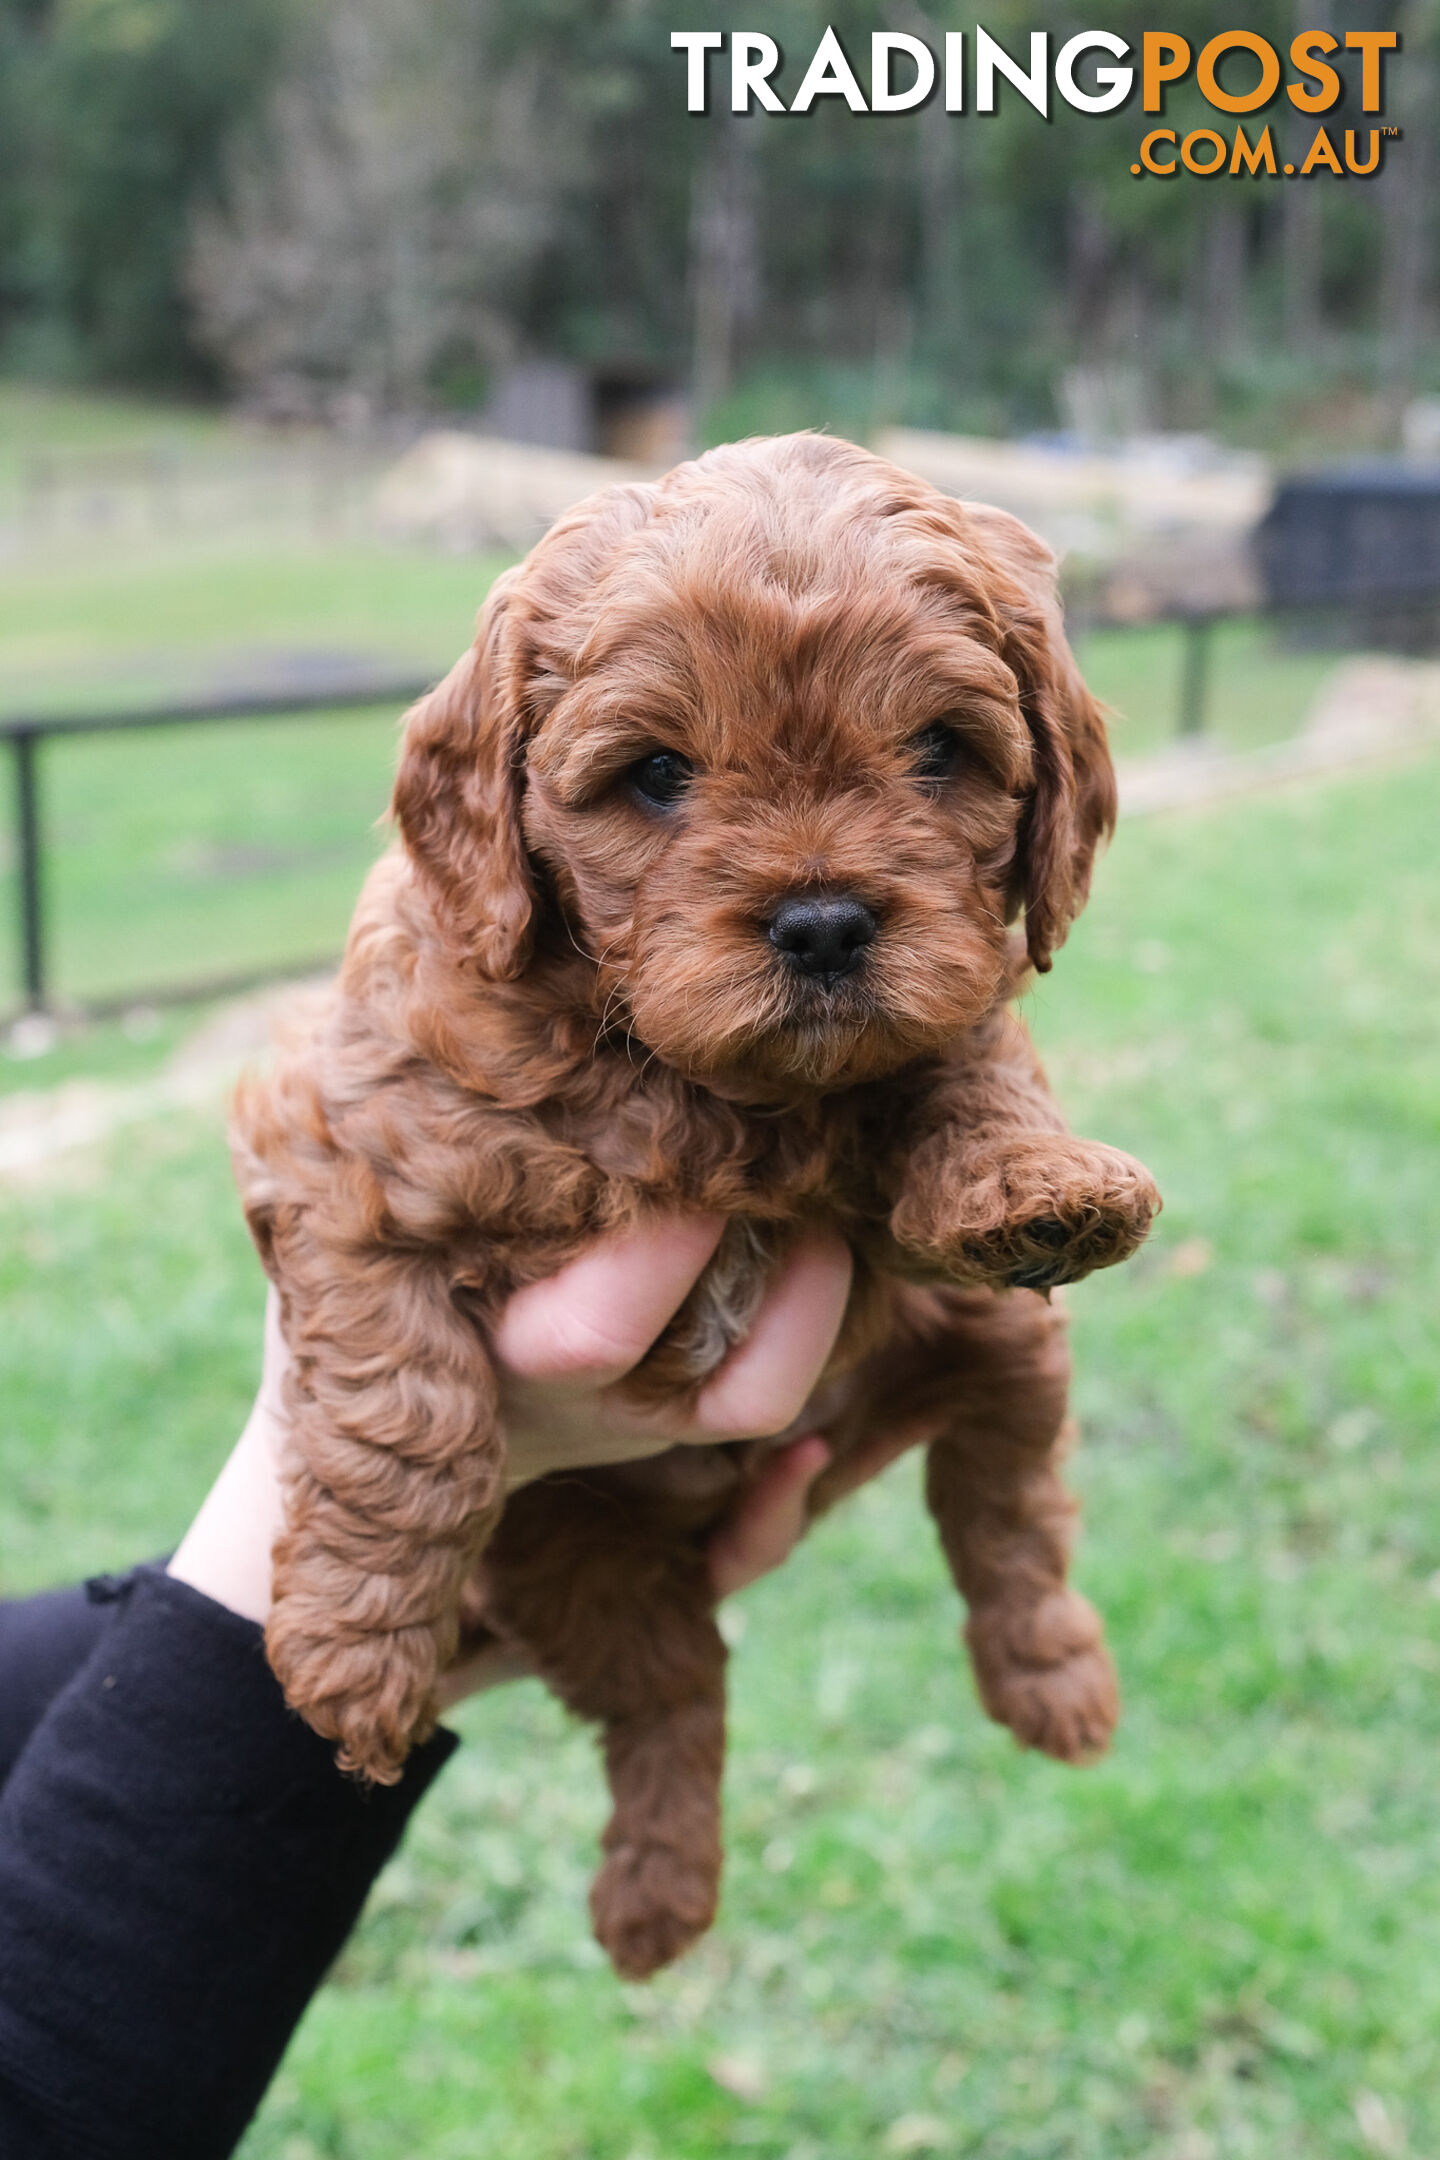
[0,1568,453,2160]
[0,1218,855,2158]
[915,1008,1070,1146]
[0,1580,112,1793]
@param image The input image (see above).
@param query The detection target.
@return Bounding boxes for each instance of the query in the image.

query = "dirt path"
[0,981,319,1182]
[1117,655,1440,816]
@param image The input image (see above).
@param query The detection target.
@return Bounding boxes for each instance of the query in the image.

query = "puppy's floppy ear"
[392,566,536,980]
[970,505,1117,973]
[392,480,662,979]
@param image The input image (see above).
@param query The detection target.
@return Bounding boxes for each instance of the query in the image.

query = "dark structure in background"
[479,363,689,465]
[1257,467,1440,650]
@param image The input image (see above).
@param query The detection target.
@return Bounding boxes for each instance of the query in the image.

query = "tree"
[1,0,1423,436]
[188,0,587,413]
[1,0,286,384]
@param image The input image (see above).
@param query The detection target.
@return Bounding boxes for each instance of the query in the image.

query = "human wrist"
[166,1390,286,1626]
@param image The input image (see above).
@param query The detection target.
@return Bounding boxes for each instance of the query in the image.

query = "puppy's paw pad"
[984,1645,1119,1762]
[591,1845,718,1981]
[967,1593,1119,1764]
[990,1206,1144,1291]
[898,1141,1159,1291]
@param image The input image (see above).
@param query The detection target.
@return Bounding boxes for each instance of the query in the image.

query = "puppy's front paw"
[266,1612,437,1787]
[890,1135,1159,1292]
[590,1842,719,1981]
[965,1590,1118,1763]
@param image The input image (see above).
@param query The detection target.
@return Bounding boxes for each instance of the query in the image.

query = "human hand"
[492,1213,853,1487]
[168,1216,889,1676]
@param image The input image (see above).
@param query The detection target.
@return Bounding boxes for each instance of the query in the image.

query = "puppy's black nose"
[768,894,878,986]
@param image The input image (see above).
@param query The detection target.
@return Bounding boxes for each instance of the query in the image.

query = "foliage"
[186,0,589,416]
[0,0,1428,437]
[4,748,1440,2154]
[0,0,287,385]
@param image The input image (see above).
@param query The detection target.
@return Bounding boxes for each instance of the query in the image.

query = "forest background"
[0,0,1430,453]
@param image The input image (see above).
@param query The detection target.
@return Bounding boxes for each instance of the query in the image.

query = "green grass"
[0,380,234,487]
[0,541,512,1014]
[4,748,1440,2155]
[0,539,507,713]
[1073,616,1343,763]
[29,706,407,1002]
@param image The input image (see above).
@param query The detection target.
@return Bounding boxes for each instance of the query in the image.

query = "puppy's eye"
[908,722,961,785]
[629,749,694,809]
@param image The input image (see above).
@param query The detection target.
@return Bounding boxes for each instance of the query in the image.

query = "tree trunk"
[1198,203,1247,359]
[1378,0,1433,389]
[690,115,758,423]
[1282,0,1326,345]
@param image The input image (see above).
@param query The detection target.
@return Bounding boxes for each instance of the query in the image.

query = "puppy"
[233,433,1159,1980]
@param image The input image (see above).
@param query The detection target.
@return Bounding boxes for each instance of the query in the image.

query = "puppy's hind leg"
[922,1288,1118,1763]
[591,1686,728,1982]
[483,1480,728,1981]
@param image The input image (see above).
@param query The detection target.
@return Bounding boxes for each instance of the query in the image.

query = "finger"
[493,1212,726,1388]
[256,1287,293,1423]
[689,1229,853,1440]
[436,1639,538,1708]
[810,1426,917,1507]
[709,1434,831,1598]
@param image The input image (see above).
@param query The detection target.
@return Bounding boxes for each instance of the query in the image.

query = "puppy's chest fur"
[498,1053,908,1390]
[237,959,936,1497]
[313,1005,915,1400]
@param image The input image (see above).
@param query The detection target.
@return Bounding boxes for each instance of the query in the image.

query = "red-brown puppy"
[233,432,1159,1980]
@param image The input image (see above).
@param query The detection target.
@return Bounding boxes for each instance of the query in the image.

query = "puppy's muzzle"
[767,893,878,991]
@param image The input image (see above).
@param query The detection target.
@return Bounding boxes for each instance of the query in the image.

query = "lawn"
[0,539,510,1012]
[1072,615,1341,762]
[3,746,1439,2157]
[0,381,236,489]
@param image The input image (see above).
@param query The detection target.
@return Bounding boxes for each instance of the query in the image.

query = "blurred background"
[4,3,1440,2156]
[0,0,1436,1025]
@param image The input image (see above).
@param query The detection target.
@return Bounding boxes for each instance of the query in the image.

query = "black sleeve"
[0,1583,112,1790]
[0,1568,456,2160]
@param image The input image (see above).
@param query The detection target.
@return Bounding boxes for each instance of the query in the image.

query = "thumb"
[708,1434,832,1600]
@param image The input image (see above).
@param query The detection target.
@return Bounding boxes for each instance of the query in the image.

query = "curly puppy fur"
[232,433,1159,1980]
